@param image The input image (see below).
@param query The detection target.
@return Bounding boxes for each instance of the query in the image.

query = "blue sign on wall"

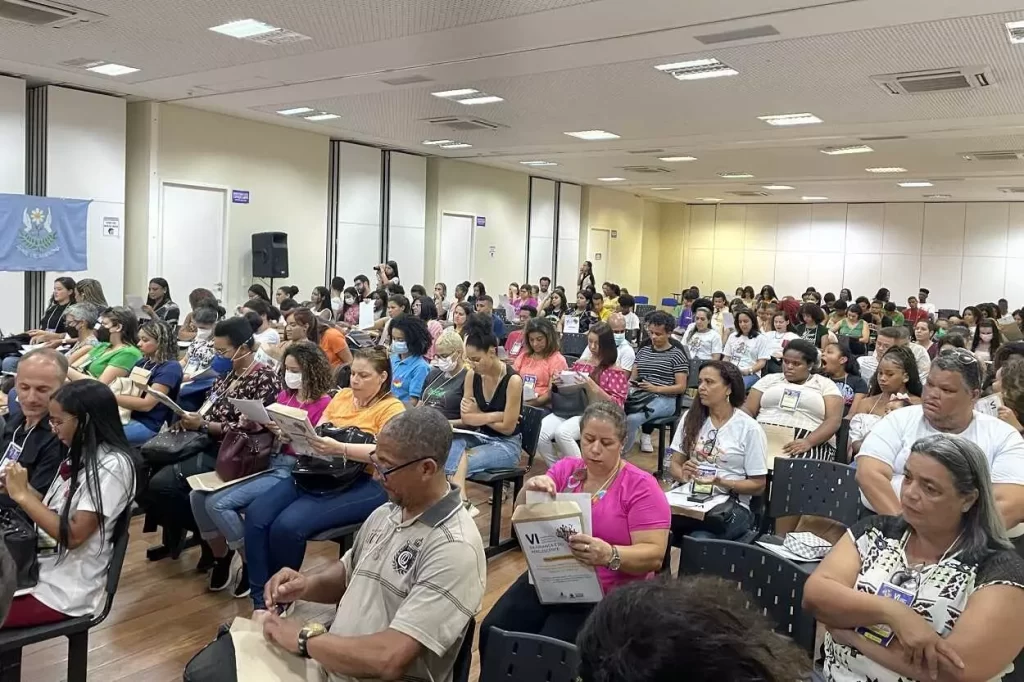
[232,190,250,204]
[476,216,486,227]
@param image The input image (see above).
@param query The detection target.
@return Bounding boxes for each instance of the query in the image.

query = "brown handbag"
[215,426,275,482]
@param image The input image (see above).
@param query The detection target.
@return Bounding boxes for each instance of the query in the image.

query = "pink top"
[425,319,444,360]
[514,351,568,397]
[512,297,538,314]
[504,330,525,359]
[547,458,671,594]
[275,389,333,456]
[572,361,629,407]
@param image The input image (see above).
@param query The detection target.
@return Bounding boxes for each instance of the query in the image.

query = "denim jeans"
[742,374,759,390]
[244,473,387,609]
[123,419,158,445]
[444,433,522,476]
[623,395,676,453]
[189,455,295,549]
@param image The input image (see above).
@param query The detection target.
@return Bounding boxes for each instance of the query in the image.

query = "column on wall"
[527,177,555,285]
[330,141,383,282]
[556,183,582,291]
[0,76,26,333]
[386,152,426,288]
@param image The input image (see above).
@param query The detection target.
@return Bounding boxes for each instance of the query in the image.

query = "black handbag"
[292,425,376,494]
[550,383,589,419]
[140,431,212,467]
[0,508,38,590]
[623,388,658,416]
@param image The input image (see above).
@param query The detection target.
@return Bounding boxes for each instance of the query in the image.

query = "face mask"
[195,328,213,341]
[94,325,111,343]
[344,297,355,305]
[67,324,80,339]
[392,341,409,355]
[433,356,458,374]
[211,355,233,374]
[980,332,994,342]
[284,371,303,389]
[613,333,626,346]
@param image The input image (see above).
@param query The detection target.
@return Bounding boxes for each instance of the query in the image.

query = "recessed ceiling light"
[649,187,675,191]
[802,196,829,201]
[209,18,279,38]
[695,197,722,202]
[598,177,625,182]
[565,130,621,141]
[1006,20,1024,44]
[924,194,952,199]
[658,156,697,162]
[898,181,933,188]
[654,57,739,80]
[422,139,454,146]
[86,63,139,76]
[277,107,314,116]
[520,161,558,167]
[440,143,472,149]
[866,167,908,173]
[718,172,754,179]
[456,95,504,105]
[304,113,340,121]
[762,185,794,190]
[758,113,823,126]
[820,145,874,155]
[432,89,479,99]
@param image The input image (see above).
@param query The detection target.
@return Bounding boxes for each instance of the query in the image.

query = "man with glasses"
[184,408,485,682]
[857,348,1024,530]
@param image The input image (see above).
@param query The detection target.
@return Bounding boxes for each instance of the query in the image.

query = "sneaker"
[208,550,235,592]
[464,500,481,518]
[640,434,654,453]
[232,561,251,599]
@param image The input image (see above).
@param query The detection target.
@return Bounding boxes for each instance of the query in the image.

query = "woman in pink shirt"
[479,402,670,656]
[513,317,568,408]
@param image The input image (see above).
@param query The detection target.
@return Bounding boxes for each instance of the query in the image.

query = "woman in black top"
[821,341,868,417]
[419,330,467,422]
[795,302,830,351]
[143,277,180,326]
[29,277,76,343]
[578,261,596,292]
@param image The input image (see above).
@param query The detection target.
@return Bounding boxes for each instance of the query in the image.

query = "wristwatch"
[297,622,328,658]
[607,545,621,571]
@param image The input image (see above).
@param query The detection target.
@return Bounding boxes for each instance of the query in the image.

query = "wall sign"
[102,216,120,238]
[610,230,618,238]
[489,245,496,259]
[476,216,486,227]
[232,190,250,204]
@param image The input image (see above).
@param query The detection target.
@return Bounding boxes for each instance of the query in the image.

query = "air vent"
[628,149,664,155]
[859,135,909,141]
[0,0,104,27]
[872,66,991,95]
[694,24,779,45]
[424,116,505,132]
[380,74,433,86]
[58,57,104,68]
[961,150,1024,162]
[998,187,1024,194]
[619,166,672,174]
[727,191,770,197]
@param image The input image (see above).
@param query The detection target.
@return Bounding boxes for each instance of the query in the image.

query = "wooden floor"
[18,448,662,682]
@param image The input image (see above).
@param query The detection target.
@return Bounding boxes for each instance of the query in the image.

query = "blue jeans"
[623,395,676,453]
[445,433,522,476]
[244,474,388,609]
[742,374,759,390]
[123,419,159,445]
[190,455,296,549]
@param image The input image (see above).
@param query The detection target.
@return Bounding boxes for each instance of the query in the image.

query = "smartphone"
[687,492,712,503]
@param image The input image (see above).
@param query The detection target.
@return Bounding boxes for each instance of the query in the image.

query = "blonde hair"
[434,329,464,358]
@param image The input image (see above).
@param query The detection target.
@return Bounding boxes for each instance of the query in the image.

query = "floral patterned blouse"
[203,362,281,430]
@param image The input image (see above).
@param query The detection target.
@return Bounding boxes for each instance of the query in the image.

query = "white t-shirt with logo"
[722,334,770,374]
[752,373,842,433]
[761,330,799,359]
[856,405,1024,511]
[684,326,723,361]
[669,410,768,507]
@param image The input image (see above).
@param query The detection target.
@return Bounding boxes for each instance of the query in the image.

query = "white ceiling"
[3,0,1024,202]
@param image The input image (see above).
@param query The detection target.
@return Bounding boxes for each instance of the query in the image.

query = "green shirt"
[890,311,905,326]
[84,343,143,379]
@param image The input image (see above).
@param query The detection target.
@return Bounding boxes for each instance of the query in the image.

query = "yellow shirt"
[602,296,619,320]
[319,388,406,434]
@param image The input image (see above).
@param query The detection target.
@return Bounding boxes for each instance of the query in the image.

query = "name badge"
[0,441,23,476]
[563,316,581,334]
[780,388,801,411]
[198,392,218,417]
[855,581,915,646]
[692,463,718,495]
[523,375,537,401]
[510,340,523,356]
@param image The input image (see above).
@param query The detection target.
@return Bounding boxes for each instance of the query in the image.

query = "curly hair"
[139,320,178,363]
[868,345,923,397]
[280,340,334,401]
[389,314,432,357]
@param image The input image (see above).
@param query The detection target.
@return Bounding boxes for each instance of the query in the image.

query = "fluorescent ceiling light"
[802,196,829,201]
[598,177,625,182]
[456,95,504,105]
[695,197,722,202]
[565,130,620,141]
[304,113,340,121]
[1006,20,1024,44]
[924,194,952,199]
[520,161,557,166]
[650,187,675,191]
[718,172,754,179]
[440,143,472,149]
[762,185,794,190]
[659,156,697,162]
[86,63,139,76]
[654,57,739,80]
[866,167,908,173]
[758,113,823,126]
[898,181,933,187]
[422,139,453,146]
[820,145,874,155]
[432,88,479,99]
[209,18,279,38]
[276,107,314,116]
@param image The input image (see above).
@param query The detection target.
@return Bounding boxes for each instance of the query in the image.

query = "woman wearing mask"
[56,303,101,361]
[514,317,568,408]
[433,282,450,319]
[846,346,922,456]
[141,277,179,326]
[412,296,444,359]
[972,319,1001,364]
[388,314,432,406]
[722,309,770,390]
[190,341,334,598]
[244,348,404,610]
[821,342,868,417]
[418,330,468,424]
[117,320,184,444]
[0,380,136,628]
[914,319,938,360]
[67,307,142,384]
[285,307,351,369]
[451,301,473,338]
[179,305,222,380]
[683,308,723,361]
[338,286,361,327]
[309,286,333,321]
[176,288,217,345]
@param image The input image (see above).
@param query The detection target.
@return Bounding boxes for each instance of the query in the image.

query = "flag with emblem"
[0,193,90,271]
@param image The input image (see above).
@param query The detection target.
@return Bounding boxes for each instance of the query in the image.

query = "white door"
[587,228,610,287]
[437,213,474,291]
[160,183,227,303]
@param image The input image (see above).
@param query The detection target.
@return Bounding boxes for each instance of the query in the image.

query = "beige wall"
[581,187,646,293]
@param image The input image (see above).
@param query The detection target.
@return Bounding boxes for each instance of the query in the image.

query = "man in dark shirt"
[474,295,506,339]
[0,349,66,513]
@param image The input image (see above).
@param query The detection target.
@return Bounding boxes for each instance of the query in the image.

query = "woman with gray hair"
[805,434,1024,682]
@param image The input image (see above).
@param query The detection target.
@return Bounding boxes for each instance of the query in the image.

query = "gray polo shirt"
[326,486,486,682]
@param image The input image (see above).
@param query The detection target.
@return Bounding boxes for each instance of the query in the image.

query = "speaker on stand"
[251,232,289,295]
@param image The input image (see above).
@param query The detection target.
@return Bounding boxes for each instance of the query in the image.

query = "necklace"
[589,461,624,503]
[423,370,461,400]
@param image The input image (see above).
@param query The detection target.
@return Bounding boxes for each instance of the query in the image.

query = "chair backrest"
[480,627,580,682]
[834,418,851,465]
[519,405,544,468]
[635,303,656,319]
[687,358,705,389]
[559,333,589,358]
[100,509,132,619]
[768,458,860,527]
[452,616,475,682]
[678,537,815,654]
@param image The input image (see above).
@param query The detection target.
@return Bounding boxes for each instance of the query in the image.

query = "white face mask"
[284,371,303,389]
[432,355,459,374]
[613,332,626,346]
[195,328,213,341]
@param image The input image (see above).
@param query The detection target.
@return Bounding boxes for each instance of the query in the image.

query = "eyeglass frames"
[369,452,432,479]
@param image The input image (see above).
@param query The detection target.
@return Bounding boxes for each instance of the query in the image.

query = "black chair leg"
[0,647,22,682]
[487,484,503,548]
[66,633,88,682]
[656,427,667,479]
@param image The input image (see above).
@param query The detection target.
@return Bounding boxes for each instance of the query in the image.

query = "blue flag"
[0,193,90,272]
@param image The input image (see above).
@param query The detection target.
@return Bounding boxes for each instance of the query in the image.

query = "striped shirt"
[634,343,689,387]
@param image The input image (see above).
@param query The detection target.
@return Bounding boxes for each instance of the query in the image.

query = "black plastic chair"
[635,303,657,319]
[310,522,364,558]
[648,392,684,480]
[468,405,544,558]
[559,333,589,358]
[767,458,860,529]
[834,418,851,465]
[480,627,580,682]
[678,536,816,655]
[0,510,132,682]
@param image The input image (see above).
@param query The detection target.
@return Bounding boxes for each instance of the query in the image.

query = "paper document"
[512,500,603,605]
[563,316,580,334]
[125,295,151,320]
[187,469,268,492]
[230,617,318,682]
[230,398,272,424]
[253,347,279,370]
[267,403,320,456]
[558,371,586,386]
[147,387,188,417]
[358,301,375,329]
[761,424,795,470]
[526,491,593,535]
[975,393,1003,418]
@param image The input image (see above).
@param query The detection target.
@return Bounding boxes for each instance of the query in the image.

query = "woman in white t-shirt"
[1,380,136,628]
[761,311,800,373]
[683,308,723,361]
[668,361,768,540]
[744,338,844,462]
[722,309,770,389]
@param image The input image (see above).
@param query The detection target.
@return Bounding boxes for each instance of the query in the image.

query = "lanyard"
[11,423,36,448]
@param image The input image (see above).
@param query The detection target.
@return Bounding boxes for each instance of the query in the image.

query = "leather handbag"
[140,430,212,467]
[623,388,658,416]
[292,425,375,495]
[215,426,274,482]
[550,382,589,419]
[0,509,38,590]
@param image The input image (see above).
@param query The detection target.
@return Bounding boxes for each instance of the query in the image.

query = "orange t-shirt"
[319,328,349,367]
[514,351,568,397]
[318,388,405,433]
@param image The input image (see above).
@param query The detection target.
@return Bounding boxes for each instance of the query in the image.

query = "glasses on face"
[369,452,431,480]
[48,416,71,430]
[214,346,236,358]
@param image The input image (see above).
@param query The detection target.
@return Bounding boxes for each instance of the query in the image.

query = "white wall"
[334,141,382,285]
[677,202,1024,310]
[387,152,426,288]
[528,177,556,286]
[0,75,26,333]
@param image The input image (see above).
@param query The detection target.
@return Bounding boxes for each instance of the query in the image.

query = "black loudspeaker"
[252,232,289,278]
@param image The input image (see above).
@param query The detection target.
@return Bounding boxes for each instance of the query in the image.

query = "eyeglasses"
[939,348,978,365]
[48,417,70,430]
[700,429,719,457]
[369,452,432,480]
